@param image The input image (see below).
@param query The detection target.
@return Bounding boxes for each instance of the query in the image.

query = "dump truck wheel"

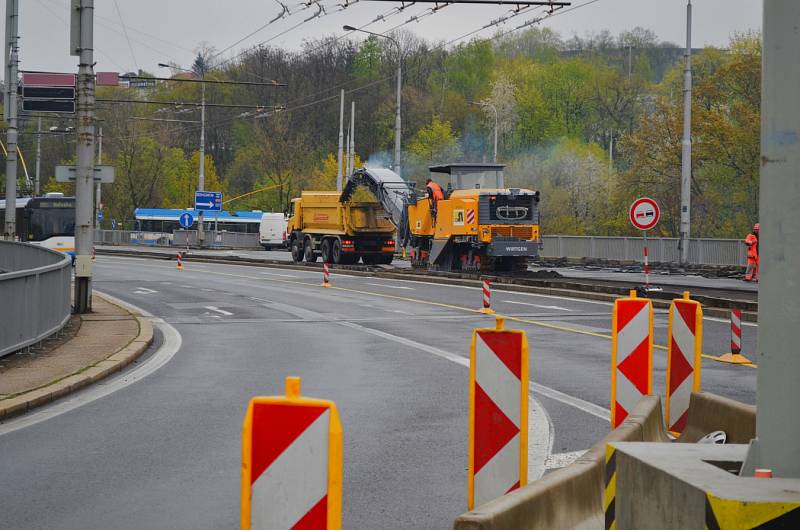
[304,238,318,263]
[291,239,303,262]
[321,239,332,263]
[332,239,343,264]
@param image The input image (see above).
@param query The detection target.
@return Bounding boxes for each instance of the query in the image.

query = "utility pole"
[94,127,102,227]
[198,80,206,246]
[35,117,42,196]
[337,90,344,191]
[3,0,19,240]
[741,0,800,479]
[73,0,96,313]
[679,0,692,265]
[348,101,355,176]
[608,129,613,175]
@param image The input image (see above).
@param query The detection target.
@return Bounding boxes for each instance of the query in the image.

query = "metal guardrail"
[173,230,261,248]
[0,241,72,358]
[541,236,748,267]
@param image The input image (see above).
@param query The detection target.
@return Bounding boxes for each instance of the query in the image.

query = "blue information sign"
[179,212,194,229]
[97,211,103,221]
[194,191,222,212]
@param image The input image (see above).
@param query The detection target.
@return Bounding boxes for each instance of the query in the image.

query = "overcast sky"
[7,0,762,78]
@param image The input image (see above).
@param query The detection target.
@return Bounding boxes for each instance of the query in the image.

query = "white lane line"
[133,287,158,295]
[366,283,415,290]
[504,300,572,311]
[260,271,298,278]
[387,309,413,315]
[0,317,182,436]
[204,306,233,316]
[336,321,599,481]
[201,288,215,292]
[545,450,587,470]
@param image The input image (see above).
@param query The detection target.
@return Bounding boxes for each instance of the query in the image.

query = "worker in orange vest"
[744,223,759,282]
[426,178,445,224]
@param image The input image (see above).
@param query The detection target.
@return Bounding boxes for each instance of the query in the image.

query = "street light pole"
[73,0,96,313]
[679,0,692,265]
[4,0,19,239]
[343,26,401,176]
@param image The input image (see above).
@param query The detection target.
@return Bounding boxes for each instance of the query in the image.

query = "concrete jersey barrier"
[453,395,668,530]
[677,392,756,444]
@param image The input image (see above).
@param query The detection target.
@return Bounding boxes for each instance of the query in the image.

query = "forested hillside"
[7,26,761,237]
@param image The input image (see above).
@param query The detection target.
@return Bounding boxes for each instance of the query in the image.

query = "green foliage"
[352,37,383,81]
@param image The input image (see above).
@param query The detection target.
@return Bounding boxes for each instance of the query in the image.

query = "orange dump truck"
[286,191,396,265]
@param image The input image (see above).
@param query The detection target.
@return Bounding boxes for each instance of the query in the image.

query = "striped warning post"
[241,377,342,530]
[717,308,752,364]
[665,292,703,435]
[176,252,183,271]
[480,278,494,314]
[468,316,528,510]
[610,290,653,428]
[322,262,331,288]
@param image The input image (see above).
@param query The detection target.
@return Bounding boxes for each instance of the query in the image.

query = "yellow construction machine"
[343,163,541,272]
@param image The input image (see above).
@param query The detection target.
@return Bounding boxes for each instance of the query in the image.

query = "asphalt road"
[99,244,757,295]
[0,255,757,529]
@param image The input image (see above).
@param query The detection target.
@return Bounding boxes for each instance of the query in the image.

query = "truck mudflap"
[486,240,539,257]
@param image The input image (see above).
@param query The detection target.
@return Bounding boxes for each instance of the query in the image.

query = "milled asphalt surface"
[0,255,757,529]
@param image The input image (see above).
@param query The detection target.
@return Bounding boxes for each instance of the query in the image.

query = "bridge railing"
[541,236,747,267]
[0,241,72,358]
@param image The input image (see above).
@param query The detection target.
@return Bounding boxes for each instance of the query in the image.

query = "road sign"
[21,72,76,86]
[22,99,76,113]
[179,212,194,229]
[629,197,660,231]
[55,165,115,183]
[97,211,103,221]
[21,86,75,99]
[195,191,222,212]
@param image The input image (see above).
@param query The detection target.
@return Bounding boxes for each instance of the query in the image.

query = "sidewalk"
[0,293,153,420]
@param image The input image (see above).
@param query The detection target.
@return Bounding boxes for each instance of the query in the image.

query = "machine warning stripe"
[705,492,800,529]
[604,444,617,530]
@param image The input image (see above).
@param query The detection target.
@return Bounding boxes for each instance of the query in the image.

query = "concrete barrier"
[677,392,756,444]
[453,396,667,530]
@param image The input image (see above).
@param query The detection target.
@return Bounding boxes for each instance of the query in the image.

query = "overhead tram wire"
[104,0,605,145]
[113,0,139,71]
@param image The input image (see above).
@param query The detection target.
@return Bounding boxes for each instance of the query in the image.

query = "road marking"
[0,315,182,436]
[260,271,298,278]
[387,309,412,315]
[504,300,572,311]
[366,283,415,290]
[336,320,555,481]
[133,287,158,295]
[106,259,757,368]
[204,306,233,316]
[545,450,587,470]
[201,288,215,292]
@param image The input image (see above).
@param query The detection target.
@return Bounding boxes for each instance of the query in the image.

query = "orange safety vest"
[745,233,758,259]
[426,181,444,202]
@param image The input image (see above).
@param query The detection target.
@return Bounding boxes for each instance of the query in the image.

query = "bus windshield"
[24,199,75,242]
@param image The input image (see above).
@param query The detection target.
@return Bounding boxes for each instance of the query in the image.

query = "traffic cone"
[480,278,495,314]
[322,262,331,288]
[716,308,751,364]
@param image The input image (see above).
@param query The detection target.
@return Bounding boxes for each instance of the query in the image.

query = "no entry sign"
[629,197,660,231]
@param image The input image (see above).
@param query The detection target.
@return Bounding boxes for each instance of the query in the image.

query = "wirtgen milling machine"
[342,163,541,272]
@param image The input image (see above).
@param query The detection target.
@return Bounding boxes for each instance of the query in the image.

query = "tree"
[407,117,462,169]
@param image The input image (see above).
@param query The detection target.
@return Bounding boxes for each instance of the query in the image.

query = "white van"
[259,212,288,250]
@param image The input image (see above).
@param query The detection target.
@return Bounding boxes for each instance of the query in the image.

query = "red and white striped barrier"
[717,308,752,364]
[322,262,331,287]
[730,308,742,354]
[468,317,528,509]
[176,252,183,271]
[241,377,342,530]
[480,278,494,314]
[665,292,703,435]
[92,246,96,262]
[611,290,653,428]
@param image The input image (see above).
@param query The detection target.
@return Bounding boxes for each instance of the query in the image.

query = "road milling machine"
[341,163,541,272]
